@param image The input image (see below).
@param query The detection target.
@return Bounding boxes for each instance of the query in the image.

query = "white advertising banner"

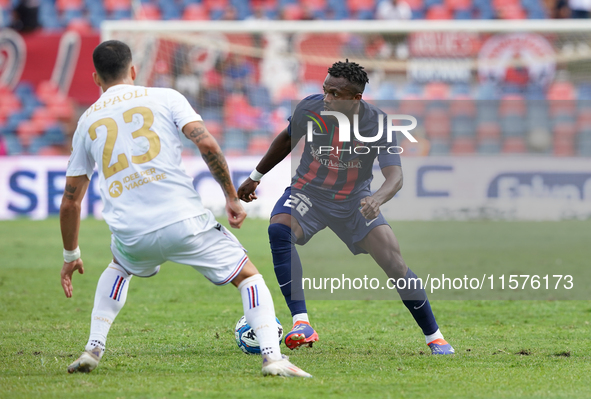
[0,156,590,221]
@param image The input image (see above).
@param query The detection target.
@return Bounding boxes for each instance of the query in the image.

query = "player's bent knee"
[231,260,259,287]
[268,223,294,245]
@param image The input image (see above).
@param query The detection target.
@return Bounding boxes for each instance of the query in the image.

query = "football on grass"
[235,316,283,354]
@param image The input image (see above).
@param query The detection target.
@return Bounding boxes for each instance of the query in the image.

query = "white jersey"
[67,84,205,236]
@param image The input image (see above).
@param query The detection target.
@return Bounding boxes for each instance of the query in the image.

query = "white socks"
[238,274,282,361]
[85,262,132,355]
[425,328,444,344]
[293,313,310,325]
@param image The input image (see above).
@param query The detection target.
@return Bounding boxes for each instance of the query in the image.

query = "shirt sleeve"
[377,116,402,168]
[66,122,95,179]
[168,89,202,131]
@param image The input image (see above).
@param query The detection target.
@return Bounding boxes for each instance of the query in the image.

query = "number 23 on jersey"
[88,106,161,179]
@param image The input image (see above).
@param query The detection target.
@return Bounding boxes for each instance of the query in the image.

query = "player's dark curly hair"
[327,59,369,94]
[93,40,132,84]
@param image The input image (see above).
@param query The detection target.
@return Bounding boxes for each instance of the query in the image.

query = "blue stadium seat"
[525,84,546,100]
[224,128,248,151]
[4,134,23,155]
[411,9,425,19]
[578,83,591,100]
[356,9,374,19]
[89,13,106,29]
[210,8,224,19]
[29,136,50,155]
[454,9,472,19]
[424,0,443,7]
[231,0,252,19]
[160,2,181,20]
[577,129,591,156]
[200,107,223,123]
[39,3,63,30]
[14,82,35,101]
[0,9,12,28]
[477,139,501,154]
[476,83,499,100]
[521,0,542,11]
[476,102,499,123]
[452,116,475,138]
[328,0,349,19]
[45,125,65,145]
[61,9,84,25]
[375,82,397,100]
[111,9,132,19]
[451,83,471,96]
[429,139,450,155]
[247,85,272,110]
[501,115,526,137]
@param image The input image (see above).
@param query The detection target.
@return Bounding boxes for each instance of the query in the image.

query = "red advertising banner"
[0,29,100,105]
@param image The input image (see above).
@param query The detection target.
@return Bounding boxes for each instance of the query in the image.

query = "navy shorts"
[270,186,389,255]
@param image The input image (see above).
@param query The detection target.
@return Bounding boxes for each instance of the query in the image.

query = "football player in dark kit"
[238,60,454,354]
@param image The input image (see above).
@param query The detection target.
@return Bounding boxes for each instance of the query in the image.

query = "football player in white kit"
[60,40,311,378]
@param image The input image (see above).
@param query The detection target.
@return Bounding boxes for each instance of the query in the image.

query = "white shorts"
[110,210,248,285]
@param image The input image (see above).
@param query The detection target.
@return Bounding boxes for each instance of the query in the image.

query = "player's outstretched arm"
[237,128,292,203]
[183,121,246,228]
[360,165,403,220]
[60,175,90,298]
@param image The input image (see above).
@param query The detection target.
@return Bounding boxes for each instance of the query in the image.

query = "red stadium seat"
[445,0,472,10]
[398,94,425,117]
[39,146,68,156]
[547,82,575,100]
[404,0,424,10]
[248,136,272,155]
[204,121,223,141]
[105,0,131,12]
[450,98,476,116]
[425,109,451,139]
[347,0,375,12]
[424,82,450,99]
[492,0,519,10]
[67,18,93,34]
[17,120,41,147]
[183,4,209,20]
[56,0,83,11]
[502,137,526,153]
[0,93,21,113]
[32,107,57,132]
[499,94,526,116]
[48,98,75,121]
[426,5,453,19]
[36,80,60,104]
[497,4,526,19]
[553,136,575,156]
[451,137,476,154]
[477,123,501,140]
[281,3,304,20]
[301,0,327,11]
[553,124,577,139]
[204,0,229,10]
[137,4,161,20]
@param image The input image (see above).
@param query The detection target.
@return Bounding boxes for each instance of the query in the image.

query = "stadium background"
[1,1,591,221]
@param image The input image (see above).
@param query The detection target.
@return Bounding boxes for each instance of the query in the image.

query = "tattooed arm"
[59,175,89,297]
[60,175,90,251]
[182,121,246,228]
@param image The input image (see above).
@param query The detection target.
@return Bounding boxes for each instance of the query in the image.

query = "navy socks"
[268,223,307,316]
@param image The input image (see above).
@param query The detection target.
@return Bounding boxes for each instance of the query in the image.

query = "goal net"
[102,20,591,157]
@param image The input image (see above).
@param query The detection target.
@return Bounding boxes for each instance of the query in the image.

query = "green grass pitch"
[1,218,591,398]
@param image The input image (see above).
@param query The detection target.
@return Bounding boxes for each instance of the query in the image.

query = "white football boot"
[67,346,102,373]
[262,354,312,378]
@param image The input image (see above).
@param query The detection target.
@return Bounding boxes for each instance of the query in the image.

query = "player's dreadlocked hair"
[327,59,369,94]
